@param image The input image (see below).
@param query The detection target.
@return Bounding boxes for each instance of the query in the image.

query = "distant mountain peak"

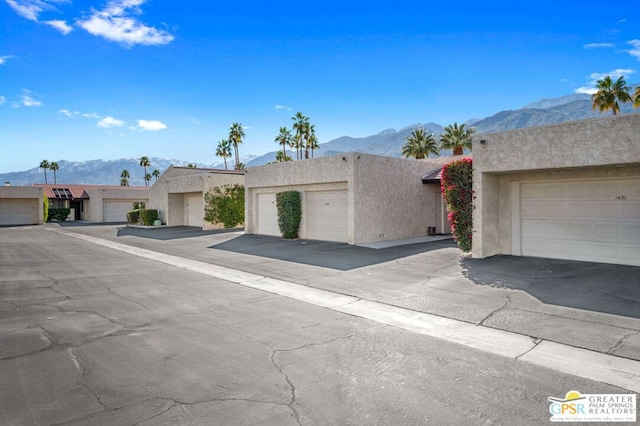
[521,93,590,110]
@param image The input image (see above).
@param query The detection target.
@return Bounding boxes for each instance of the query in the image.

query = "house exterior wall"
[0,186,44,224]
[473,113,640,258]
[245,152,439,244]
[83,187,149,222]
[149,167,244,229]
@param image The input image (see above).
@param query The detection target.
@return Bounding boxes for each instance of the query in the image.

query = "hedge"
[441,158,473,252]
[126,209,142,224]
[204,184,245,228]
[43,195,49,223]
[139,209,159,226]
[276,191,301,239]
[48,208,71,222]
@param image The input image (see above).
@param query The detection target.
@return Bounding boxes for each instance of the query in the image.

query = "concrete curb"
[48,228,640,393]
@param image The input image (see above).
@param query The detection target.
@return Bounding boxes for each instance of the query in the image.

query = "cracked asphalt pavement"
[0,226,636,425]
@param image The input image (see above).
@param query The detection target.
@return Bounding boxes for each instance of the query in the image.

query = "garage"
[257,193,279,236]
[104,200,134,223]
[185,194,203,227]
[517,178,640,266]
[0,199,39,225]
[305,190,348,243]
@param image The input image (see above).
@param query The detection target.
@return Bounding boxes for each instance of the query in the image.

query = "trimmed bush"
[126,209,142,224]
[48,208,71,222]
[133,201,146,210]
[204,184,245,228]
[139,209,159,226]
[43,196,49,223]
[276,191,301,239]
[441,158,473,252]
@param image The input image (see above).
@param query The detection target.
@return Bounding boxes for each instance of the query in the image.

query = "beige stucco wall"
[0,186,44,224]
[83,187,149,222]
[149,167,244,229]
[473,113,640,258]
[245,152,442,244]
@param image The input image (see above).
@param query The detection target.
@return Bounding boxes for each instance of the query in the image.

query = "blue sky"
[1,0,639,173]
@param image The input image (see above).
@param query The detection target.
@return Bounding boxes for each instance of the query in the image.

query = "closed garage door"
[0,199,38,225]
[104,201,133,222]
[519,178,640,266]
[185,194,203,227]
[306,190,348,243]
[257,193,279,236]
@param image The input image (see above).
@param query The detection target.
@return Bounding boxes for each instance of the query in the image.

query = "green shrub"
[43,196,49,223]
[139,209,159,226]
[126,209,142,224]
[133,201,146,210]
[276,191,301,239]
[441,158,473,252]
[48,208,71,222]
[204,184,245,228]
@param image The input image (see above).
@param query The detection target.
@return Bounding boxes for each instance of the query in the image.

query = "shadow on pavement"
[115,226,241,241]
[210,234,457,271]
[462,255,640,319]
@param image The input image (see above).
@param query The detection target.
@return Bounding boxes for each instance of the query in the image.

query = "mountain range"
[2,91,636,186]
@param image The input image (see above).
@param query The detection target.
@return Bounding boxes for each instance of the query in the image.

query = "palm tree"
[292,111,309,160]
[275,151,292,162]
[439,123,475,155]
[139,156,151,186]
[120,169,130,187]
[144,173,152,187]
[39,160,49,184]
[592,76,632,115]
[234,162,245,170]
[633,85,640,108]
[152,169,161,181]
[215,139,232,170]
[308,125,320,158]
[229,123,245,169]
[49,161,59,184]
[274,127,292,161]
[402,128,440,159]
[186,163,197,168]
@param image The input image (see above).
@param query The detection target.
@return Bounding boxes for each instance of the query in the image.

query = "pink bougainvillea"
[441,158,473,252]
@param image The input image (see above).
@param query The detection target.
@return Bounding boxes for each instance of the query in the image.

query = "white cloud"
[77,0,174,47]
[82,112,101,119]
[137,119,167,131]
[0,55,12,65]
[574,68,635,94]
[58,108,79,117]
[98,116,125,128]
[627,39,640,60]
[45,19,72,34]
[275,104,292,111]
[583,43,614,49]
[18,89,42,107]
[0,96,5,105]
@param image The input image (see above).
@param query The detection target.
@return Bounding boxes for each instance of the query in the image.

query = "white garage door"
[519,178,640,266]
[306,190,348,243]
[257,193,280,236]
[0,199,38,225]
[185,194,203,227]
[104,200,133,223]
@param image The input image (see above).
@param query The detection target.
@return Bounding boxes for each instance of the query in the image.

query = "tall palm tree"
[144,173,152,187]
[186,163,197,168]
[274,127,292,161]
[139,156,151,186]
[49,161,59,184]
[439,123,475,156]
[292,111,309,160]
[120,169,130,187]
[39,160,49,184]
[633,85,640,108]
[308,125,320,158]
[152,169,161,181]
[592,76,632,115]
[215,139,232,170]
[402,128,440,159]
[229,123,245,169]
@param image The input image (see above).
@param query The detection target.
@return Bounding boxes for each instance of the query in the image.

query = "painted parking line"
[49,228,640,393]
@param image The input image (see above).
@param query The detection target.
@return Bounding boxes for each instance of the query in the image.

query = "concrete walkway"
[49,226,640,393]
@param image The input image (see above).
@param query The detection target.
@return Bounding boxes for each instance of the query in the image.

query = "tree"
[439,123,475,156]
[120,169,130,187]
[216,139,232,170]
[49,161,59,184]
[186,163,197,168]
[308,125,320,158]
[139,156,151,186]
[39,160,50,184]
[292,111,309,160]
[591,76,632,115]
[234,162,245,170]
[144,173,152,187]
[275,151,292,162]
[274,127,293,161]
[152,169,161,181]
[633,86,640,108]
[229,122,245,169]
[402,128,440,159]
